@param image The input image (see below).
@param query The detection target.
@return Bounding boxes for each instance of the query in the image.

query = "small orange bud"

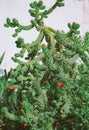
[23,123,29,127]
[57,82,63,87]
[41,43,45,46]
[9,85,14,91]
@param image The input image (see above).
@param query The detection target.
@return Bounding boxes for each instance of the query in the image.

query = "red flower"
[23,123,29,127]
[41,43,45,46]
[9,86,14,91]
[57,82,63,87]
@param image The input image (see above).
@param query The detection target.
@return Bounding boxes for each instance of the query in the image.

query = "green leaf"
[30,3,36,8]
[0,52,5,64]
[38,0,43,7]
[72,22,80,30]
[38,1,46,10]
[16,37,24,44]
[29,9,36,17]
[17,75,27,81]
[61,102,71,118]
[57,2,64,7]
[38,89,47,108]
[36,64,47,71]
[69,54,79,64]
[6,18,11,25]
[64,49,75,56]
[15,28,21,33]
[68,23,72,29]
[4,23,9,27]
[22,65,29,72]
[12,18,19,26]
[12,33,18,37]
[74,30,80,34]
[29,1,37,9]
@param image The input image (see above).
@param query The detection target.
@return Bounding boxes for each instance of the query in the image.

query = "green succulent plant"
[0,1,89,130]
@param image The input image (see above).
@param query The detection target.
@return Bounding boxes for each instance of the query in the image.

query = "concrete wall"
[0,0,89,71]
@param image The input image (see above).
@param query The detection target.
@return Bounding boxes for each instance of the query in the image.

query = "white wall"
[0,0,89,71]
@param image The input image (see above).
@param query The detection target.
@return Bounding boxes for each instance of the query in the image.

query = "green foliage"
[67,22,80,36]
[0,0,89,130]
[57,0,64,7]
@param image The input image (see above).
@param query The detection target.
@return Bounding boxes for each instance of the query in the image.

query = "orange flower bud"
[57,82,63,87]
[9,85,14,91]
[23,123,29,127]
[41,43,45,46]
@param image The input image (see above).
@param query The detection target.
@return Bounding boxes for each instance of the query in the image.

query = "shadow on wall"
[82,0,89,24]
[0,68,4,76]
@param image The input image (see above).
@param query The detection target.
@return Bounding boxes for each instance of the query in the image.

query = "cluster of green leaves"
[29,0,64,19]
[4,0,64,38]
[4,17,34,37]
[67,22,80,36]
[0,0,89,130]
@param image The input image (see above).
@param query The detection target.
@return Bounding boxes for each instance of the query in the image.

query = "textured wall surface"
[0,0,89,71]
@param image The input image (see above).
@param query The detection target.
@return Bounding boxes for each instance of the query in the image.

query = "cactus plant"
[0,0,89,130]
